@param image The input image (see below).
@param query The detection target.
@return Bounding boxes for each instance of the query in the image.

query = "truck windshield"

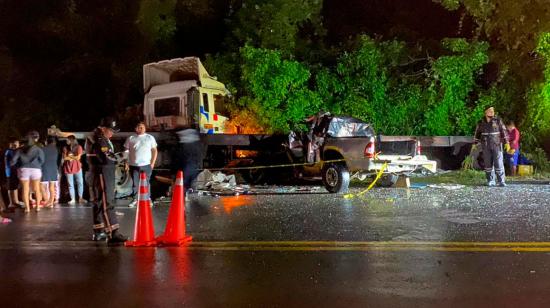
[214,94,230,117]
[154,97,180,117]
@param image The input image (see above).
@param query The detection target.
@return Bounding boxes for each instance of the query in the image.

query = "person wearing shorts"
[41,136,60,207]
[11,131,44,213]
[4,137,22,210]
[505,121,521,176]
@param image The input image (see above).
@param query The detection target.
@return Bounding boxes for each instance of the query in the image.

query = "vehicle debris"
[427,184,466,190]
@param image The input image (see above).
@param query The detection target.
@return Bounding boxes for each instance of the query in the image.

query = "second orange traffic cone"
[156,171,192,246]
[125,172,157,247]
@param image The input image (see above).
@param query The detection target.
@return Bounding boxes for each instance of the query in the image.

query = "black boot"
[108,230,128,245]
[92,231,108,241]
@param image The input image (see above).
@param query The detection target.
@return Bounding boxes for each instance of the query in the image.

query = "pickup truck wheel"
[377,173,398,188]
[322,163,350,193]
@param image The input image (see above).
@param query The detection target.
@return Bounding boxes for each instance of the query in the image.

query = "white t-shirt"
[124,133,157,167]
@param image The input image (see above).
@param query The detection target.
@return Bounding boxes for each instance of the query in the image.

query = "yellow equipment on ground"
[518,165,533,176]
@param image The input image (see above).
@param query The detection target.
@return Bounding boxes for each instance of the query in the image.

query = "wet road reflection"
[216,195,255,214]
[2,246,550,307]
[1,184,550,243]
[2,184,550,306]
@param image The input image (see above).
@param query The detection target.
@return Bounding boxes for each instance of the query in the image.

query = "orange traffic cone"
[125,172,157,247]
[156,171,192,246]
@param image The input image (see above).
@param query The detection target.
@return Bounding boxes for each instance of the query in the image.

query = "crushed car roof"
[325,115,375,137]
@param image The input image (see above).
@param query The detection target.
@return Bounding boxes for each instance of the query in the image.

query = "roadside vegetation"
[1,0,549,168]
[204,0,550,166]
[410,170,550,186]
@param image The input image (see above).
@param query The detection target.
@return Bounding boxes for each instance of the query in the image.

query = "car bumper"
[346,155,437,174]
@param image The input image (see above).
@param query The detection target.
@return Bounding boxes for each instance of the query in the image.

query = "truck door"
[187,87,200,129]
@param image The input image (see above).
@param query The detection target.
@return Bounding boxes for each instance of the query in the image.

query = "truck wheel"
[376,174,398,188]
[322,163,350,193]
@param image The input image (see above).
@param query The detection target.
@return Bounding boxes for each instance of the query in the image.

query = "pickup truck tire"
[322,163,350,193]
[377,173,398,188]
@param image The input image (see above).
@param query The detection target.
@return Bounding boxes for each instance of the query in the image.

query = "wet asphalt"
[2,184,550,307]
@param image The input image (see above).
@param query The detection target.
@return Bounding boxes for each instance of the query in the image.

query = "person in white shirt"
[124,122,157,207]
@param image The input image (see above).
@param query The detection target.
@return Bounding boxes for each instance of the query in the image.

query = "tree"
[227,0,324,55]
[434,0,550,121]
[523,33,550,148]
[424,38,489,135]
[137,0,177,45]
[239,45,322,132]
[315,36,389,127]
[205,0,326,99]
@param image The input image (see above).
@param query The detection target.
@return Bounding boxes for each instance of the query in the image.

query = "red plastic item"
[156,171,192,246]
[364,136,376,158]
[125,172,157,247]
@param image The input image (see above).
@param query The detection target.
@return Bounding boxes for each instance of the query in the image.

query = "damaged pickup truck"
[240,114,437,193]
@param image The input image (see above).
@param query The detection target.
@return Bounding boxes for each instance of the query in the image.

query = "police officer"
[89,117,127,243]
[474,106,510,187]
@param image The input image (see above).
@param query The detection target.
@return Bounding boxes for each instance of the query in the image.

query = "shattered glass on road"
[186,184,550,243]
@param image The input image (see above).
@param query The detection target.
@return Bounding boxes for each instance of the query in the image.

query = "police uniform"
[89,123,126,243]
[474,116,509,186]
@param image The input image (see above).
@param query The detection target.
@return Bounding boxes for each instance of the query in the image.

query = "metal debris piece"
[427,184,466,190]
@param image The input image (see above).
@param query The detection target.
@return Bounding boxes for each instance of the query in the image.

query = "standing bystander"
[175,128,203,189]
[4,137,22,210]
[11,131,44,212]
[41,136,60,207]
[124,122,157,208]
[505,121,521,176]
[63,135,84,204]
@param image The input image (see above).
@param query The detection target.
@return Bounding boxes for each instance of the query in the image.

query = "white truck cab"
[143,57,230,134]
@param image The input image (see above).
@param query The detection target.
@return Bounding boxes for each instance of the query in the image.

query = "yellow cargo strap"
[344,163,388,199]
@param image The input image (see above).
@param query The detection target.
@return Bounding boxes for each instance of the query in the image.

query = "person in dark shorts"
[41,136,60,208]
[4,137,22,210]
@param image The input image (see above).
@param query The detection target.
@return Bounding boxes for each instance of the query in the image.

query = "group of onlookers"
[1,121,160,216]
[1,131,85,214]
[0,119,164,244]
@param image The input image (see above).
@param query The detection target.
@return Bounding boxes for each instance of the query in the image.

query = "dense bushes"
[211,36,492,137]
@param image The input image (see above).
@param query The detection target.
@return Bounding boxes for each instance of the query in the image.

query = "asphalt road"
[1,184,550,307]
